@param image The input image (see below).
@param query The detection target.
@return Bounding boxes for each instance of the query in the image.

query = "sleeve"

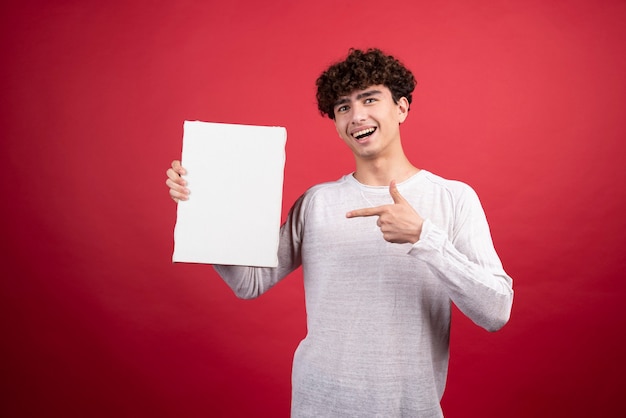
[409,185,514,332]
[212,194,306,299]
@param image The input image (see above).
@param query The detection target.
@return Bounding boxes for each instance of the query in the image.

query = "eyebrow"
[333,89,383,108]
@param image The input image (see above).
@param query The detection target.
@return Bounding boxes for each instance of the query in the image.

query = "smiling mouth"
[352,127,376,141]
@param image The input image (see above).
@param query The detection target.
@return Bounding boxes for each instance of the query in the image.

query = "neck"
[352,153,419,186]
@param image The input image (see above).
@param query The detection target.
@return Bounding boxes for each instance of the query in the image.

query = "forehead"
[334,84,390,105]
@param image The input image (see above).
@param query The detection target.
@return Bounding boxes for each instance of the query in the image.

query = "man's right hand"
[166,160,189,202]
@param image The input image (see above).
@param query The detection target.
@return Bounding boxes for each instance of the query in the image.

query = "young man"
[166,48,513,417]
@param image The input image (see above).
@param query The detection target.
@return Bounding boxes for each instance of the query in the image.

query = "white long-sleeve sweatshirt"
[214,170,513,417]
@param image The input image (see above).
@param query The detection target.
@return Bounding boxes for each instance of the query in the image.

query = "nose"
[351,101,367,124]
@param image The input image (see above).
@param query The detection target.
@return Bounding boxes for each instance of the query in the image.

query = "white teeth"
[353,127,375,138]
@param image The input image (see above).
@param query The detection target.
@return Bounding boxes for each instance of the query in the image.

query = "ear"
[397,97,409,124]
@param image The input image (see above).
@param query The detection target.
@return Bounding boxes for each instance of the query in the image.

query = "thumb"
[389,180,407,204]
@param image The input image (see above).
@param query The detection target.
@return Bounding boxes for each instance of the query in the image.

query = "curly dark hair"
[315,48,416,119]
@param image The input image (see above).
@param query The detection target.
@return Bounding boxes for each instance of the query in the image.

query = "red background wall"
[2,0,625,417]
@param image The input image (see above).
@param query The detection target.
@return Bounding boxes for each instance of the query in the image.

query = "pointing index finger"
[346,206,385,218]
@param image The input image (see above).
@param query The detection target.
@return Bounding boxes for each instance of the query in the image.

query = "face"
[332,85,409,161]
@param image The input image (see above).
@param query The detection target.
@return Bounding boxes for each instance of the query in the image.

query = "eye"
[336,105,349,113]
[364,98,377,104]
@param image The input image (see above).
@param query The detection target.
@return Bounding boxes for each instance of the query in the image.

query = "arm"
[347,181,513,332]
[213,199,304,299]
[410,186,513,332]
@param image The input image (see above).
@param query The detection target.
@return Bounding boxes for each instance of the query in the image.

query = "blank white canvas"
[173,120,287,267]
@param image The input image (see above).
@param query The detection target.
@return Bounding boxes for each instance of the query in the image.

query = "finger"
[172,160,187,176]
[389,180,407,204]
[346,206,385,218]
[169,187,189,202]
[166,167,187,186]
[166,178,189,200]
